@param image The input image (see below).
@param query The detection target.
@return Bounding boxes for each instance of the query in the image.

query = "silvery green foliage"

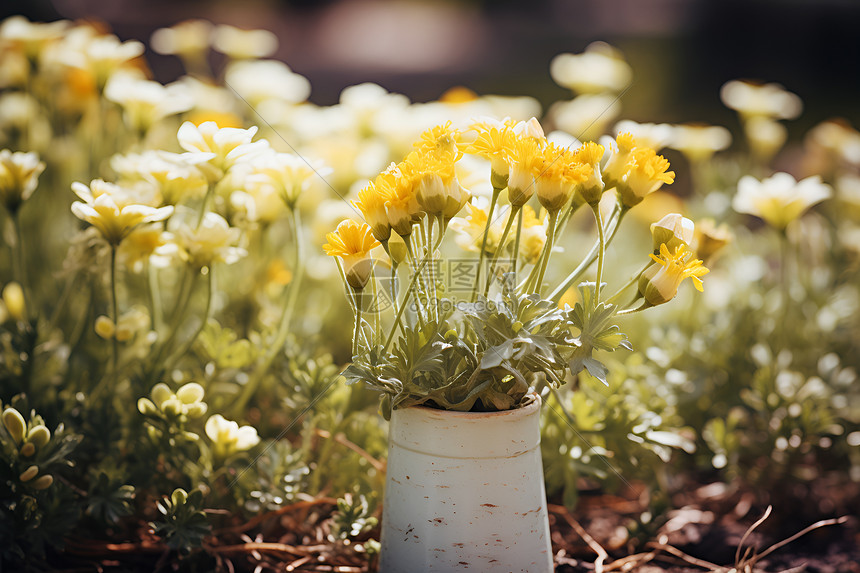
[345,277,631,415]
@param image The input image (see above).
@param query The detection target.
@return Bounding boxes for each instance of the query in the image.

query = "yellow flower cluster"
[604,133,676,208]
[352,122,469,244]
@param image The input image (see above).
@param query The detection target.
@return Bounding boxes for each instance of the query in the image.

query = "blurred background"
[8,0,860,135]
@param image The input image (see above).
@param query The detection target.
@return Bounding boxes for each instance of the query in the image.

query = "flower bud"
[20,442,35,457]
[162,398,182,417]
[2,283,26,322]
[19,465,39,482]
[95,315,115,339]
[150,383,172,408]
[176,382,205,404]
[32,475,53,490]
[26,425,50,448]
[171,488,189,506]
[185,402,208,419]
[490,161,509,191]
[138,397,158,416]
[2,408,26,444]
[650,213,694,253]
[344,258,375,291]
[387,233,408,265]
[416,173,447,215]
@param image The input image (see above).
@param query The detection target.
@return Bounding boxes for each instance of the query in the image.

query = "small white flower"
[550,42,632,94]
[224,59,310,106]
[733,172,832,230]
[205,414,260,459]
[172,210,245,267]
[548,94,621,143]
[0,149,45,212]
[211,25,277,59]
[667,123,732,162]
[71,180,173,245]
[615,120,675,151]
[177,121,268,181]
[720,80,802,121]
[105,73,193,133]
[150,20,213,60]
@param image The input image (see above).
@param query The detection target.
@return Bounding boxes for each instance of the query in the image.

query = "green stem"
[483,206,520,297]
[147,268,197,384]
[548,205,627,303]
[197,182,215,228]
[353,303,362,357]
[383,228,444,353]
[164,266,214,371]
[532,210,559,296]
[512,207,524,279]
[470,187,502,302]
[606,262,650,305]
[231,208,305,417]
[9,213,31,320]
[147,261,163,333]
[109,245,119,382]
[404,235,427,329]
[592,204,606,301]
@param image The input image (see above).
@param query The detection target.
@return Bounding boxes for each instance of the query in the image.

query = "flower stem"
[353,302,362,356]
[483,205,520,297]
[9,213,31,320]
[532,210,559,296]
[231,208,305,417]
[470,187,501,302]
[109,245,119,381]
[548,205,627,303]
[512,207,524,279]
[592,204,606,301]
[164,265,215,372]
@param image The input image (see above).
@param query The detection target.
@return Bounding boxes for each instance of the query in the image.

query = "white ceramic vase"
[379,393,552,572]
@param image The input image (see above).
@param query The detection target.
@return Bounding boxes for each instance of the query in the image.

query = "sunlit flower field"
[1,11,858,572]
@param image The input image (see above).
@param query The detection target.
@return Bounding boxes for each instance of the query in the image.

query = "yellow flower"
[380,161,420,237]
[323,219,380,290]
[639,244,709,306]
[732,173,831,230]
[353,181,393,243]
[507,137,542,207]
[71,180,173,246]
[617,147,675,208]
[0,149,45,214]
[535,142,590,213]
[465,124,515,189]
[573,142,605,205]
[415,121,462,159]
[602,132,638,189]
